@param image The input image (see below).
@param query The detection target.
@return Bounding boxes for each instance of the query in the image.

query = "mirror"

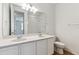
[2,3,47,37]
[28,11,46,34]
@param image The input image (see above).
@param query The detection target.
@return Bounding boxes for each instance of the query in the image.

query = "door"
[36,39,48,55]
[21,42,36,55]
[0,45,18,55]
[14,11,24,35]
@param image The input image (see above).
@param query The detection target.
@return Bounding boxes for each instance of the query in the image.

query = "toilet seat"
[54,42,65,48]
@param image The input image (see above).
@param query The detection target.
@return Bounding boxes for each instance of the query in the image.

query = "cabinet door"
[21,42,36,55]
[0,45,18,55]
[48,38,55,55]
[36,39,48,55]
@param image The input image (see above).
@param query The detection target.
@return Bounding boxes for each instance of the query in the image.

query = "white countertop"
[0,34,55,48]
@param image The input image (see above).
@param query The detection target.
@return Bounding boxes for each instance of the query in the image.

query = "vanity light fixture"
[21,3,38,14]
[30,6,38,14]
[21,3,27,10]
[26,4,31,11]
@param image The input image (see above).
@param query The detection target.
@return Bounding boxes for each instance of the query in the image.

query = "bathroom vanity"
[0,34,55,55]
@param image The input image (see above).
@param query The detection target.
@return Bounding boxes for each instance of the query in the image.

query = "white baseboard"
[64,47,79,55]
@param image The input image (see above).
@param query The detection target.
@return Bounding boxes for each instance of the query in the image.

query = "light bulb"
[26,4,31,11]
[21,3,38,13]
[21,3,26,9]
[32,6,38,14]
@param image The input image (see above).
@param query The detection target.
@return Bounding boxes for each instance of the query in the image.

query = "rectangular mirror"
[2,3,47,37]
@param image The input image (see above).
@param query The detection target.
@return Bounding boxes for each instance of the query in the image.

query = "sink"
[38,34,44,37]
[12,38,26,42]
[12,34,45,42]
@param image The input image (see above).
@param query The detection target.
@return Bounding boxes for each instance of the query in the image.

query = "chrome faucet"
[38,32,42,37]
[17,35,22,39]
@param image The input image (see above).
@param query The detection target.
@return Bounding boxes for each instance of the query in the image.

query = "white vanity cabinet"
[20,38,55,55]
[20,42,36,55]
[0,45,18,55]
[36,39,48,55]
[48,38,55,55]
[0,35,55,55]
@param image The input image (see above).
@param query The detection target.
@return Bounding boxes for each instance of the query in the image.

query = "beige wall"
[3,3,9,37]
[0,3,3,38]
[56,3,79,54]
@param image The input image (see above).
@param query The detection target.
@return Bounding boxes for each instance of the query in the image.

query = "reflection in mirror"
[2,3,47,37]
[14,11,24,35]
[10,4,28,36]
[28,11,46,35]
[10,3,46,35]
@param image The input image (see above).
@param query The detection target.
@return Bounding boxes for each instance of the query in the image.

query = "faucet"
[17,35,22,39]
[38,32,42,37]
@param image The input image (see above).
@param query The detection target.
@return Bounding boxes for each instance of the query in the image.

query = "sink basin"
[12,34,45,42]
[12,38,26,42]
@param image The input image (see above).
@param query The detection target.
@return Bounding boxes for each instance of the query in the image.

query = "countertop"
[0,34,55,48]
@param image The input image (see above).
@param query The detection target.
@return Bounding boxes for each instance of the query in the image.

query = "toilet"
[54,42,65,54]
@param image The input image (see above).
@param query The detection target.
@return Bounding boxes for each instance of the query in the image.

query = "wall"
[56,3,79,54]
[0,3,9,38]
[3,3,9,37]
[0,3,3,38]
